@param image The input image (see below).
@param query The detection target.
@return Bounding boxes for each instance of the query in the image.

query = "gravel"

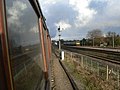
[51,54,73,90]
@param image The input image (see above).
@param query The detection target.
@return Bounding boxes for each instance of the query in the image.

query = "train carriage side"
[0,0,51,90]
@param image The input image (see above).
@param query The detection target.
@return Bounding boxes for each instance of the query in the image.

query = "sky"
[38,0,120,40]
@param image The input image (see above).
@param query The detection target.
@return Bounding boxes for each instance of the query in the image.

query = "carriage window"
[5,0,45,89]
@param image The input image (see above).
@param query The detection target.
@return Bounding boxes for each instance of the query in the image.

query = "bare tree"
[87,29,103,39]
[106,31,116,47]
[86,29,103,46]
[106,31,116,37]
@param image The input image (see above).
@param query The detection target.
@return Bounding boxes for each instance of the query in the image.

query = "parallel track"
[63,46,120,65]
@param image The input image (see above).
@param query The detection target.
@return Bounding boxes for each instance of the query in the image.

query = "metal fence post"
[117,69,119,88]
[81,55,84,68]
[106,65,109,80]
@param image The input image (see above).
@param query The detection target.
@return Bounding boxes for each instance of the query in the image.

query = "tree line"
[52,29,120,48]
[81,29,120,48]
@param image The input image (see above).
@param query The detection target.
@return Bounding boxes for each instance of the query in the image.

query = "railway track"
[62,46,120,65]
[53,48,79,90]
[59,59,79,90]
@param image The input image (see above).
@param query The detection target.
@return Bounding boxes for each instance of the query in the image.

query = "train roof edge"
[29,0,50,37]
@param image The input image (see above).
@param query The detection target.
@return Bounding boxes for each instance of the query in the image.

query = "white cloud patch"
[42,0,57,5]
[39,0,60,14]
[55,20,71,30]
[69,0,97,27]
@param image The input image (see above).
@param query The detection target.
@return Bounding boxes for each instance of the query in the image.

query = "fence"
[63,50,120,89]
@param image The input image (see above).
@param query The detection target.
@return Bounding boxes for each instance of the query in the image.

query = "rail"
[63,46,120,65]
[53,47,79,90]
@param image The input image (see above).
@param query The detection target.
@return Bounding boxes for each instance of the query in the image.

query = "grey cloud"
[44,2,78,37]
[40,0,120,40]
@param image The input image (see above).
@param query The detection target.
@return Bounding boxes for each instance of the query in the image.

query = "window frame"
[0,0,14,90]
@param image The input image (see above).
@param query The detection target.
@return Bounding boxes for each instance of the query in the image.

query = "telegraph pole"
[112,32,115,48]
[93,37,94,47]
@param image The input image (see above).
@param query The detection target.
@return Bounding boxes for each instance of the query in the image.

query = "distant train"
[63,41,80,46]
[0,0,51,90]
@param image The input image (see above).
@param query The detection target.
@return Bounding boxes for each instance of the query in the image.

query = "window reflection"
[5,0,45,89]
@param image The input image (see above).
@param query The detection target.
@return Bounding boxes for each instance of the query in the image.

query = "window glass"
[5,0,45,89]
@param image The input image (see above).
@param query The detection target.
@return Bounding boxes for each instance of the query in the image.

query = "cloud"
[41,0,59,6]
[39,0,120,40]
[105,0,120,17]
[55,20,71,30]
[69,0,97,27]
[39,0,77,37]
[88,0,120,29]
[39,0,97,37]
